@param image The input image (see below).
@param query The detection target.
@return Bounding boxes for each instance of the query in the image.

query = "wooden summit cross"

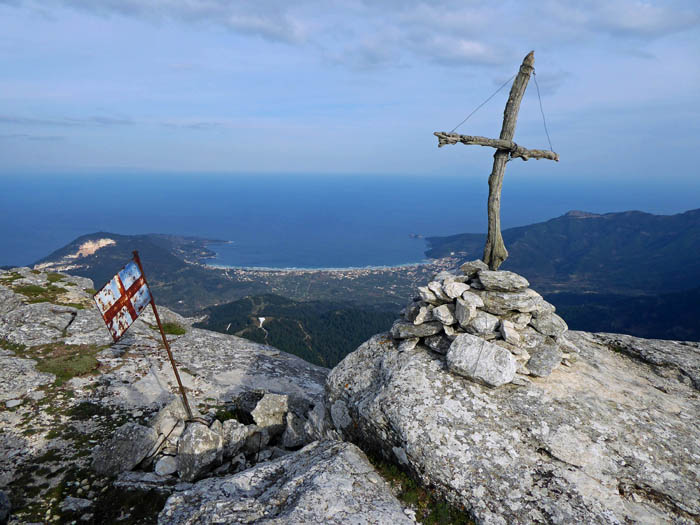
[434,51,559,270]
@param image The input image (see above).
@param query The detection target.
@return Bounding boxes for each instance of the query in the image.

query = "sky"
[1,0,699,179]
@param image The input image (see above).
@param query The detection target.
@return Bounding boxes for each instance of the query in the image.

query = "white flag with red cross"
[94,258,152,342]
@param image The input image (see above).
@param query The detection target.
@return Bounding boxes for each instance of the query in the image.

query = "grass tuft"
[161,322,186,335]
[368,453,474,525]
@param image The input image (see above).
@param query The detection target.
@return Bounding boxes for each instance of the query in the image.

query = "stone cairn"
[391,260,578,387]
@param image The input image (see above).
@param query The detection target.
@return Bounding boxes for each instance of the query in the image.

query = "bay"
[1,172,699,268]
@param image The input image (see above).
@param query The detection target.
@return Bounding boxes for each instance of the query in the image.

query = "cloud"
[160,119,226,130]
[4,0,699,70]
[0,114,133,127]
[0,133,64,140]
[546,0,700,39]
[47,0,310,44]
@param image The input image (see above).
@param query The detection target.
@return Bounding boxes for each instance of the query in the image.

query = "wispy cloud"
[0,115,133,127]
[0,133,64,141]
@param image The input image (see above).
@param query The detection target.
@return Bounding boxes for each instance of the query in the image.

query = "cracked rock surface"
[158,440,414,525]
[326,331,700,524]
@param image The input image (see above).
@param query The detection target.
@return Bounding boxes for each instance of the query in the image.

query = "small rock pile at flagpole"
[391,259,577,386]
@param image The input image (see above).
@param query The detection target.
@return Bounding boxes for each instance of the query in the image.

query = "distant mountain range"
[426,208,700,295]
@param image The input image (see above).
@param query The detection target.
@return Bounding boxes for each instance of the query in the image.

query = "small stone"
[398,338,420,352]
[154,456,178,476]
[221,419,253,458]
[500,320,521,345]
[251,393,288,432]
[527,338,563,377]
[403,302,421,323]
[557,334,580,354]
[91,423,158,477]
[460,259,488,277]
[466,310,500,337]
[530,312,568,337]
[520,326,546,349]
[443,281,470,299]
[480,289,542,315]
[455,298,477,328]
[282,412,307,448]
[391,320,443,339]
[503,311,532,330]
[424,334,452,355]
[446,334,517,387]
[177,422,224,482]
[413,306,433,325]
[443,324,461,339]
[511,375,532,386]
[477,270,529,291]
[60,496,93,513]
[427,281,450,302]
[417,286,439,305]
[432,304,456,325]
[5,399,21,409]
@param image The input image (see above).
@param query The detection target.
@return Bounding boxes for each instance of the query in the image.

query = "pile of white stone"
[391,259,577,387]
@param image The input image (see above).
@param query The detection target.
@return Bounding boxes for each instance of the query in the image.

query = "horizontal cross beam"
[434,131,559,162]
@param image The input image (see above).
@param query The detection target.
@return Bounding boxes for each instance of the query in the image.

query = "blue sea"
[1,173,699,268]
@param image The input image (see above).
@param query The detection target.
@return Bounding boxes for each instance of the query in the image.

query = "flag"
[94,258,152,342]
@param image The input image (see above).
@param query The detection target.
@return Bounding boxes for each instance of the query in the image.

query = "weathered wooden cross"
[434,51,559,270]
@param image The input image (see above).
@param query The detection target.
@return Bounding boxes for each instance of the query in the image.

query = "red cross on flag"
[94,257,152,342]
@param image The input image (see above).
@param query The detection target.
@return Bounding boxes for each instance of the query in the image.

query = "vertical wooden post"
[132,250,194,421]
[483,51,535,270]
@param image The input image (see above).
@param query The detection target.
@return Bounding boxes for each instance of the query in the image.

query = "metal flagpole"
[132,250,194,421]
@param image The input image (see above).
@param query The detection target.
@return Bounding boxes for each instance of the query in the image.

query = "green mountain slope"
[544,287,700,342]
[426,208,700,295]
[195,294,397,367]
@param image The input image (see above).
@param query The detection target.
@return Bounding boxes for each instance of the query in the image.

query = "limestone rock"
[446,333,517,387]
[502,311,532,330]
[282,412,307,448]
[91,423,158,476]
[397,337,419,352]
[520,325,547,349]
[159,441,413,525]
[402,302,421,323]
[413,305,433,325]
[527,337,563,377]
[427,281,450,302]
[221,419,253,458]
[251,392,288,433]
[443,281,470,299]
[480,288,542,315]
[531,311,568,337]
[60,496,93,513]
[465,310,499,337]
[460,290,485,308]
[477,270,530,291]
[417,286,439,305]
[155,456,178,477]
[177,422,224,482]
[432,304,455,325]
[460,259,488,277]
[390,320,442,339]
[424,334,451,355]
[326,332,700,524]
[499,319,521,345]
[454,298,476,328]
[0,302,77,346]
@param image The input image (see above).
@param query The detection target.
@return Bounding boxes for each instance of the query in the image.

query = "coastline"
[203,260,435,273]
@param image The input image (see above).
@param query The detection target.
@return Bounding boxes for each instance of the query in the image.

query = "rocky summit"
[1,265,700,524]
